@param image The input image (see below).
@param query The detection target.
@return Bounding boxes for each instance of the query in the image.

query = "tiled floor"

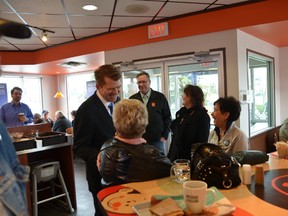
[38,158,95,216]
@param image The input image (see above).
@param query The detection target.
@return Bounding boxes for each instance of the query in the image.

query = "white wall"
[42,74,68,120]
[105,29,283,136]
[106,29,239,96]
[236,30,281,135]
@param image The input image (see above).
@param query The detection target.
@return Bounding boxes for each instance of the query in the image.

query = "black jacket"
[168,107,210,161]
[52,116,72,132]
[100,139,172,186]
[73,92,116,194]
[129,89,172,142]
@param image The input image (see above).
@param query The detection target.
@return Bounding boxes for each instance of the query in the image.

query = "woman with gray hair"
[98,99,172,186]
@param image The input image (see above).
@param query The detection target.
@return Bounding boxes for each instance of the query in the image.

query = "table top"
[98,153,288,216]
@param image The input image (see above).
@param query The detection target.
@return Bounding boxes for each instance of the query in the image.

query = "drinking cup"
[170,159,190,183]
[183,180,216,214]
[18,112,25,121]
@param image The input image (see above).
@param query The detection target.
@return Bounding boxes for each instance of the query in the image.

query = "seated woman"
[279,118,288,142]
[208,96,249,154]
[33,113,44,124]
[98,99,172,186]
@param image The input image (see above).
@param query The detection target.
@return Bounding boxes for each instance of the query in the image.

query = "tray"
[13,138,37,151]
[132,187,235,216]
[36,131,67,146]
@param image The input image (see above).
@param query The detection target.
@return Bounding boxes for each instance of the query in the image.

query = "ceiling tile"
[21,14,68,28]
[159,2,207,17]
[69,16,111,28]
[115,0,163,17]
[111,16,154,28]
[7,0,65,14]
[73,28,110,38]
[64,0,114,15]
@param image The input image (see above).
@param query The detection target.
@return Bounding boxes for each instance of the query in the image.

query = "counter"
[16,134,77,215]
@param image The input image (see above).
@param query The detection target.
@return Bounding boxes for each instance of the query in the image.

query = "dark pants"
[92,193,105,216]
[149,140,165,154]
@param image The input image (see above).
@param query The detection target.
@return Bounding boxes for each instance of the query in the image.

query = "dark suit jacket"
[73,92,116,194]
[129,89,172,142]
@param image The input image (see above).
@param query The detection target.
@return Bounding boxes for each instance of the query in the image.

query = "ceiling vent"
[59,61,87,68]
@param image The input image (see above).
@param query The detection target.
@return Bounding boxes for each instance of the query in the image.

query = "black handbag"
[190,143,241,189]
[232,150,269,165]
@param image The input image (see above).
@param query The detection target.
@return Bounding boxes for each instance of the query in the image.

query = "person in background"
[0,18,31,216]
[98,99,172,186]
[70,110,77,127]
[73,64,121,216]
[208,96,249,154]
[66,110,77,135]
[33,113,44,124]
[168,85,210,161]
[52,110,72,133]
[129,71,172,154]
[41,110,53,127]
[279,117,288,142]
[0,87,33,127]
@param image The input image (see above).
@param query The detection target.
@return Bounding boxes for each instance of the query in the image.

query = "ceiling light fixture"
[82,5,98,11]
[54,75,64,98]
[25,24,55,42]
[41,31,48,42]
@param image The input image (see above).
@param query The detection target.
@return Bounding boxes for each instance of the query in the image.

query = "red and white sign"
[148,22,168,39]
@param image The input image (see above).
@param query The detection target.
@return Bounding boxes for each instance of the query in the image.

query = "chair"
[31,161,74,216]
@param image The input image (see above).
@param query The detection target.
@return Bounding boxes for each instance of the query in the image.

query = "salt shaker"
[242,164,251,185]
[255,165,264,185]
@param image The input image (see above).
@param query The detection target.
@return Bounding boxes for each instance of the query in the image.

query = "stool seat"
[31,160,74,216]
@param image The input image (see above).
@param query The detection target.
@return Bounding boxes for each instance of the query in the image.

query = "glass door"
[121,62,163,99]
[165,51,225,119]
[120,50,225,121]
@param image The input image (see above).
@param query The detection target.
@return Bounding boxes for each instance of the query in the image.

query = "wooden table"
[98,153,288,216]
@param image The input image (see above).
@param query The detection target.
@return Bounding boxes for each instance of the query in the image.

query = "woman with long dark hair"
[168,85,210,161]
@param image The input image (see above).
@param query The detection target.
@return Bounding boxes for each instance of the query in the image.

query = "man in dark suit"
[73,64,121,216]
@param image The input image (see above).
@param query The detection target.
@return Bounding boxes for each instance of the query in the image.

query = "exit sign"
[148,22,169,39]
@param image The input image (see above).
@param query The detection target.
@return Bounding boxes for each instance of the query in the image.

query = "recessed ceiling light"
[82,5,98,11]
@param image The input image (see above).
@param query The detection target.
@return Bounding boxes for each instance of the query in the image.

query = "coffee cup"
[183,180,216,214]
[18,113,25,122]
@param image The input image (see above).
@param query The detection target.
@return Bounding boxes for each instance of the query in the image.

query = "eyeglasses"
[137,80,148,84]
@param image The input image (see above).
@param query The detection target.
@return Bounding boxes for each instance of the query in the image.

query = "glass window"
[248,52,275,135]
[0,76,42,114]
[168,61,220,120]
[66,73,95,114]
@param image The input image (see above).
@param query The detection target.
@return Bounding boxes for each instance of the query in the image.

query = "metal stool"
[31,161,74,216]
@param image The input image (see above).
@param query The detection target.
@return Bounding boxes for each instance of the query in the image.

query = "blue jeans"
[0,121,30,216]
[149,140,165,154]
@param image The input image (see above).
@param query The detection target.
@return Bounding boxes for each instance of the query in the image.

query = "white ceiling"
[0,0,259,51]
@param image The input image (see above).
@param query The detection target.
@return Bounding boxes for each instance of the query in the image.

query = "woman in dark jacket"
[98,99,172,186]
[168,85,210,161]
